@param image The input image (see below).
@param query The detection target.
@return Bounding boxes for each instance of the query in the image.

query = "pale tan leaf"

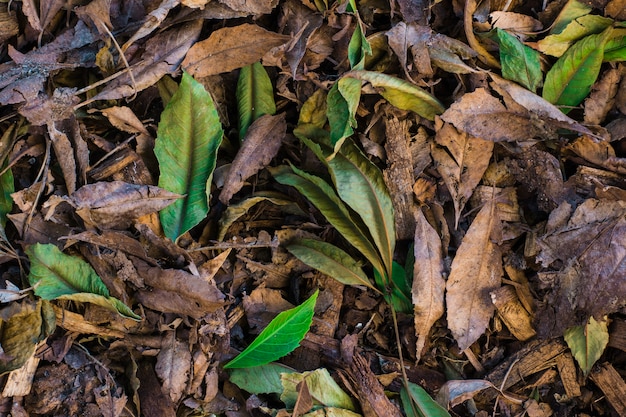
[431,118,493,228]
[412,208,445,361]
[584,68,621,125]
[100,106,151,136]
[69,181,182,229]
[182,24,290,77]
[156,331,191,404]
[48,123,77,195]
[219,0,279,14]
[489,12,542,40]
[446,200,503,351]
[219,113,286,204]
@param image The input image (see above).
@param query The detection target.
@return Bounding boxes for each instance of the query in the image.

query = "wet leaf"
[69,181,181,230]
[446,200,503,351]
[236,62,276,140]
[564,316,609,375]
[401,381,451,417]
[346,70,444,120]
[497,28,542,93]
[219,113,286,204]
[181,24,290,77]
[223,290,318,369]
[155,72,223,241]
[229,363,296,395]
[543,28,612,111]
[26,243,140,320]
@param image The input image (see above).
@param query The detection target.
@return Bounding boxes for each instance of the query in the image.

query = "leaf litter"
[0,0,625,416]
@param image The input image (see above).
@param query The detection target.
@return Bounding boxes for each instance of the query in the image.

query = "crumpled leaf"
[413,209,445,361]
[26,243,140,320]
[219,113,286,204]
[68,181,181,229]
[156,331,192,404]
[182,24,290,77]
[236,62,276,140]
[446,200,503,351]
[281,368,357,412]
[431,119,493,228]
[224,290,318,369]
[564,316,609,376]
[156,72,223,241]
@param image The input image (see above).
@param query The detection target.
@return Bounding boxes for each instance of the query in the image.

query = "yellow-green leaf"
[564,316,609,376]
[236,62,276,140]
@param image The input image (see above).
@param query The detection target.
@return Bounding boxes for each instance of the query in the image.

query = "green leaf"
[564,316,609,376]
[0,161,13,229]
[543,28,612,111]
[237,62,276,140]
[327,139,396,278]
[327,77,362,151]
[373,261,412,313]
[603,30,626,62]
[538,15,613,57]
[155,72,223,241]
[346,71,444,120]
[269,165,385,277]
[285,238,378,292]
[26,243,140,320]
[223,290,318,369]
[497,29,543,93]
[229,363,296,394]
[347,14,371,69]
[298,89,328,129]
[401,382,451,417]
[281,368,357,411]
[549,0,593,35]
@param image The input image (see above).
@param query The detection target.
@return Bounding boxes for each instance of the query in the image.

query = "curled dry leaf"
[219,113,287,204]
[446,199,503,351]
[182,24,290,77]
[69,181,182,229]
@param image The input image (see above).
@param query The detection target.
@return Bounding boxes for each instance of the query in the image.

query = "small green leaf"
[286,238,378,292]
[401,382,451,417]
[223,290,318,369]
[0,161,13,229]
[374,261,412,313]
[281,368,357,411]
[229,363,296,394]
[564,316,609,376]
[346,70,444,120]
[543,28,612,111]
[603,30,626,62]
[549,0,593,35]
[327,77,362,151]
[497,29,543,93]
[270,164,385,277]
[348,15,371,69]
[236,62,276,140]
[155,72,223,241]
[298,89,328,129]
[26,243,140,320]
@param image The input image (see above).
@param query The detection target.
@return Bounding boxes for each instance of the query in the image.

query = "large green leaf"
[564,316,609,376]
[269,165,385,277]
[327,77,362,151]
[155,72,223,241]
[26,243,140,320]
[543,29,612,111]
[229,363,296,395]
[223,290,318,369]
[285,238,378,292]
[497,29,542,93]
[537,15,613,57]
[327,139,396,278]
[236,62,276,140]
[401,382,451,417]
[346,71,444,120]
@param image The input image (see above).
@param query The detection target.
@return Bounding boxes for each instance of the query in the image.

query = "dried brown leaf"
[446,200,503,351]
[412,208,445,361]
[74,0,113,35]
[279,0,324,78]
[219,0,279,14]
[120,0,180,52]
[219,113,286,204]
[156,332,191,404]
[489,12,542,39]
[48,123,78,195]
[69,181,182,229]
[431,119,493,228]
[182,24,290,78]
[0,5,20,44]
[584,68,621,125]
[243,287,294,333]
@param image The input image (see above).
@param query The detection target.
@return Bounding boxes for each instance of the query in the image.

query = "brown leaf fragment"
[48,123,78,195]
[92,20,202,101]
[279,0,324,78]
[567,134,626,175]
[606,0,626,19]
[383,114,416,240]
[431,118,493,228]
[435,379,494,409]
[8,213,76,248]
[69,181,181,229]
[489,12,542,39]
[120,0,180,51]
[137,360,177,417]
[133,260,225,318]
[219,0,279,14]
[412,208,445,361]
[490,285,536,341]
[219,113,286,204]
[94,385,127,417]
[182,24,290,77]
[584,68,621,125]
[74,0,113,35]
[63,230,155,265]
[589,363,626,416]
[0,4,19,44]
[395,0,428,24]
[156,331,192,404]
[446,199,503,351]
[243,287,294,333]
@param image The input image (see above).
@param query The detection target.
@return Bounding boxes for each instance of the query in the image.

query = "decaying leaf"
[156,331,192,404]
[219,113,286,204]
[446,199,503,351]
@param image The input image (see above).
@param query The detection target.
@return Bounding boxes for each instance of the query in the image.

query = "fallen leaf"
[435,379,494,409]
[182,24,290,77]
[489,11,542,39]
[564,316,609,375]
[156,331,191,404]
[219,0,279,14]
[279,0,324,78]
[0,5,19,44]
[121,0,180,51]
[281,368,357,411]
[431,118,493,228]
[584,68,621,125]
[446,199,503,351]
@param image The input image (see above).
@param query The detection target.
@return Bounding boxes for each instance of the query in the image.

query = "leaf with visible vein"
[543,28,612,111]
[236,62,276,140]
[223,290,318,369]
[155,72,223,241]
[327,77,361,152]
[564,316,609,375]
[497,29,542,92]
